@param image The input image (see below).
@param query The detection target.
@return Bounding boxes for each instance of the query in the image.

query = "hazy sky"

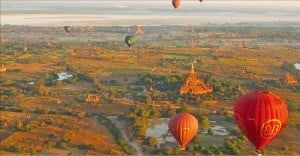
[2,0,299,26]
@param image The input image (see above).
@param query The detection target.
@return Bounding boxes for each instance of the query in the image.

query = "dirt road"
[108,116,144,156]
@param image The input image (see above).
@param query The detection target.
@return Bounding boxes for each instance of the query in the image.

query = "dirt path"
[108,116,144,156]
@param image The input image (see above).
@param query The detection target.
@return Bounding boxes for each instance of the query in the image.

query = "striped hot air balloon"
[234,90,288,151]
[168,113,198,149]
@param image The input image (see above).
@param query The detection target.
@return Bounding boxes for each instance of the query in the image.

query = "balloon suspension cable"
[255,150,262,156]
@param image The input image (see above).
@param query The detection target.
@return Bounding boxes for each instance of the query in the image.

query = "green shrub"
[208,128,214,135]
[57,141,68,149]
[163,147,173,155]
[143,137,158,148]
[45,140,55,149]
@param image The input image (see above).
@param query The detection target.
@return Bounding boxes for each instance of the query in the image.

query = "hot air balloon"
[234,90,288,153]
[199,0,203,2]
[125,35,135,47]
[172,0,181,9]
[64,26,71,34]
[168,113,198,149]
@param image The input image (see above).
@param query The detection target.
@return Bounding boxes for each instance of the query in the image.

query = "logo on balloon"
[260,119,281,139]
[183,128,190,130]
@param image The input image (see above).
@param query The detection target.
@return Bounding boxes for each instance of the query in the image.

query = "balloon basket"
[255,150,262,156]
[181,147,185,151]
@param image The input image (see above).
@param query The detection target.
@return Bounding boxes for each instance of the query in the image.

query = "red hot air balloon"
[172,0,181,9]
[234,90,288,151]
[168,113,198,149]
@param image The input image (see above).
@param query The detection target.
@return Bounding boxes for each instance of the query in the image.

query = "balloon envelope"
[234,90,288,150]
[172,0,181,9]
[125,35,135,47]
[64,26,71,33]
[168,113,198,148]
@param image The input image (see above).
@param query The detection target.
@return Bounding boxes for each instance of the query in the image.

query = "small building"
[70,51,76,56]
[15,120,23,130]
[56,99,62,104]
[23,46,27,52]
[86,94,100,103]
[285,73,298,85]
[136,26,144,35]
[40,121,47,127]
[180,64,213,95]
[0,64,7,72]
[0,120,8,128]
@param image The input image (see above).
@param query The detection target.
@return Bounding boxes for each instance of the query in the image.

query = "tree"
[143,137,158,148]
[145,95,152,104]
[55,80,64,87]
[282,146,289,151]
[187,145,194,151]
[61,132,70,142]
[57,141,68,149]
[173,146,182,155]
[192,134,201,143]
[198,116,210,129]
[16,94,26,104]
[45,140,55,149]
[77,111,85,118]
[163,147,173,155]
[176,105,189,113]
[208,128,214,135]
[287,102,297,112]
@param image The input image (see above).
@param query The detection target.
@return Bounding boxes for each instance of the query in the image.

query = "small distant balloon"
[125,35,135,47]
[172,0,181,9]
[64,26,71,34]
[172,0,203,9]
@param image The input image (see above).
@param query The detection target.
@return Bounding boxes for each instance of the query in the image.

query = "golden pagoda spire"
[190,63,195,74]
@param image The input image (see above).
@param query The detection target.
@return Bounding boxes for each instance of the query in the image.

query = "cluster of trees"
[203,77,247,100]
[139,74,182,91]
[56,132,71,149]
[98,115,136,155]
[156,135,221,155]
[223,130,247,154]
[127,106,161,139]
[142,137,158,148]
[160,105,176,118]
[157,146,183,155]
[131,87,178,104]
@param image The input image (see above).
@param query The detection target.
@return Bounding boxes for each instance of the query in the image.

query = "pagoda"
[136,26,144,35]
[180,64,213,95]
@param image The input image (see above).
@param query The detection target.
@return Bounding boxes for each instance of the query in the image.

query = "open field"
[0,111,122,155]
